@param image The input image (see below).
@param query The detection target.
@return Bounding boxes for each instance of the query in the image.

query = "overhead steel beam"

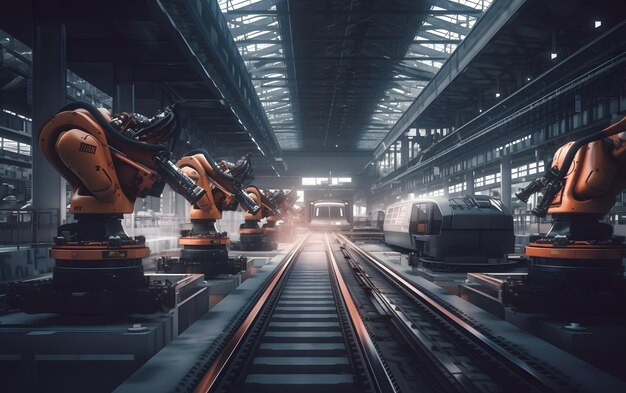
[433,0,481,13]
[241,44,283,58]
[233,31,279,43]
[224,9,484,16]
[413,39,462,44]
[0,156,31,168]
[0,125,31,144]
[225,0,280,13]
[236,38,461,44]
[407,44,454,58]
[424,16,471,35]
[243,56,452,61]
[250,77,436,81]
[153,0,283,162]
[373,0,525,159]
[416,30,464,41]
[392,63,436,80]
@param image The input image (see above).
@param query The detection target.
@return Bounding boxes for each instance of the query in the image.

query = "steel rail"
[323,233,397,393]
[193,234,309,393]
[334,237,475,392]
[337,234,562,392]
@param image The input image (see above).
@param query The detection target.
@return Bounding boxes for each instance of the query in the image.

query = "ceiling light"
[594,20,602,28]
[335,144,339,148]
[495,76,501,99]
[550,32,558,61]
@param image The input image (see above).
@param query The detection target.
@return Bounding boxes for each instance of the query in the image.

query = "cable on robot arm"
[57,102,164,152]
[259,191,281,217]
[110,104,182,150]
[532,116,626,217]
[183,149,259,214]
[59,102,209,205]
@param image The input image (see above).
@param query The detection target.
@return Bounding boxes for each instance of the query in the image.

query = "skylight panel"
[219,1,298,150]
[361,0,493,150]
[218,0,267,12]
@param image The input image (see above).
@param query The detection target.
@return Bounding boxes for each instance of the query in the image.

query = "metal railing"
[513,212,551,236]
[122,212,187,240]
[0,208,58,247]
[374,21,626,190]
[0,209,189,247]
[0,28,112,110]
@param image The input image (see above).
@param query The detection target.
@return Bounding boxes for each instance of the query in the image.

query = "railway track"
[186,231,572,393]
[192,232,395,393]
[334,233,573,393]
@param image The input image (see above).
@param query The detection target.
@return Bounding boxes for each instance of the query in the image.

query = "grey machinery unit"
[383,195,515,270]
[367,209,385,230]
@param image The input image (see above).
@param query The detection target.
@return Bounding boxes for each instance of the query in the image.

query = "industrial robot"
[157,152,260,276]
[7,102,251,314]
[510,115,626,313]
[237,186,281,251]
[262,189,300,243]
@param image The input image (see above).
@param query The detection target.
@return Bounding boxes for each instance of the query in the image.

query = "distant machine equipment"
[260,189,300,244]
[367,209,385,230]
[507,116,626,313]
[383,195,515,270]
[308,200,351,231]
[238,186,281,251]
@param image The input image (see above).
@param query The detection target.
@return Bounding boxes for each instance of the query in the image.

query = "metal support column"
[32,0,67,228]
[114,65,135,113]
[175,193,187,218]
[115,68,160,213]
[500,157,512,209]
[161,185,174,215]
[466,171,474,195]
[545,151,555,169]
[400,134,409,168]
[149,196,161,213]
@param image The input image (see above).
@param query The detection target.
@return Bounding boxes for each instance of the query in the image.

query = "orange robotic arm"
[176,154,225,220]
[242,186,280,221]
[517,116,626,217]
[508,116,626,314]
[238,187,281,251]
[271,189,300,222]
[176,151,260,219]
[263,189,296,225]
[40,102,206,215]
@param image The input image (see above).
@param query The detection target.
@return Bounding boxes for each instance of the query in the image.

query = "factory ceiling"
[2,0,625,181]
[0,0,284,176]
[218,0,492,151]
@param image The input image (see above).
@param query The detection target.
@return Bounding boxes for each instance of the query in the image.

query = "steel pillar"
[114,65,135,113]
[500,157,512,209]
[32,0,67,225]
[466,171,474,195]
